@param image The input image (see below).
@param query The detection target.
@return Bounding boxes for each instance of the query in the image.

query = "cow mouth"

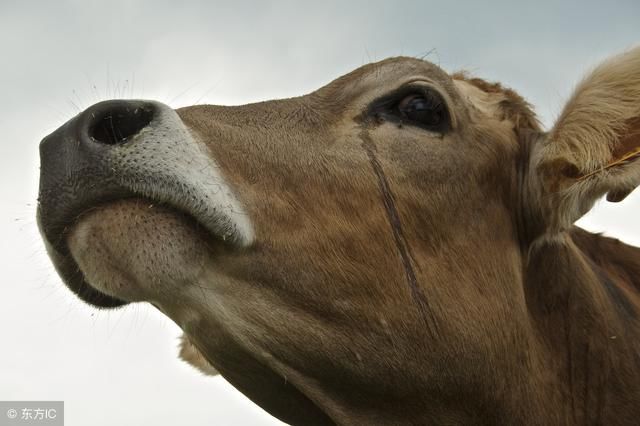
[38,195,225,308]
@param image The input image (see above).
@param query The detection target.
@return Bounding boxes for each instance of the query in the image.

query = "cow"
[37,47,640,425]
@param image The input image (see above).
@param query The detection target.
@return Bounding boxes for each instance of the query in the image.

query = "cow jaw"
[66,199,210,303]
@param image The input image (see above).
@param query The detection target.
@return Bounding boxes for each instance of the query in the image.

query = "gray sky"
[1,1,639,425]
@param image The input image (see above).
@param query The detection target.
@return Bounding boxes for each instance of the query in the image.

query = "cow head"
[37,48,640,424]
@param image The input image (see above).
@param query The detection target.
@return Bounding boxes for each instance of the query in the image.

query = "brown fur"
[550,47,640,172]
[40,50,640,425]
[452,71,542,134]
[531,48,640,234]
[179,334,219,376]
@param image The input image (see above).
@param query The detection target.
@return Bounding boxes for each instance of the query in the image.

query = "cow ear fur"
[179,334,219,376]
[529,47,640,235]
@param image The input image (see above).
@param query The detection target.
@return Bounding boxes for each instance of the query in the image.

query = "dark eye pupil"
[399,94,444,127]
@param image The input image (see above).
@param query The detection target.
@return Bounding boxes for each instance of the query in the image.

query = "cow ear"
[529,47,640,235]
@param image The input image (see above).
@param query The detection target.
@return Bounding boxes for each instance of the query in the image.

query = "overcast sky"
[1,1,639,425]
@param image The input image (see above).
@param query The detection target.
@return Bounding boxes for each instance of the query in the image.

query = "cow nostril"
[89,105,154,145]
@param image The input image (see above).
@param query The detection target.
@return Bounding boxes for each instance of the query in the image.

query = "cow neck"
[524,231,640,424]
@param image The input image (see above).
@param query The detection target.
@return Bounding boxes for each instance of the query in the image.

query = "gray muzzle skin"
[37,100,253,307]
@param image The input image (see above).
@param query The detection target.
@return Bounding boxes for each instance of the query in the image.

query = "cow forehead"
[312,56,462,110]
[309,57,539,135]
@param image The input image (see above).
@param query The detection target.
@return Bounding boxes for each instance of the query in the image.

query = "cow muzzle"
[37,99,253,307]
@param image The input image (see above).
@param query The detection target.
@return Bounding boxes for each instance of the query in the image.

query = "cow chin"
[67,199,209,303]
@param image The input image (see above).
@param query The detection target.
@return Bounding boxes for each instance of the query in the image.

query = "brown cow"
[37,48,640,425]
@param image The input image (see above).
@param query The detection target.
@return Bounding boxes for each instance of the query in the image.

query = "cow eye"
[396,90,448,131]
